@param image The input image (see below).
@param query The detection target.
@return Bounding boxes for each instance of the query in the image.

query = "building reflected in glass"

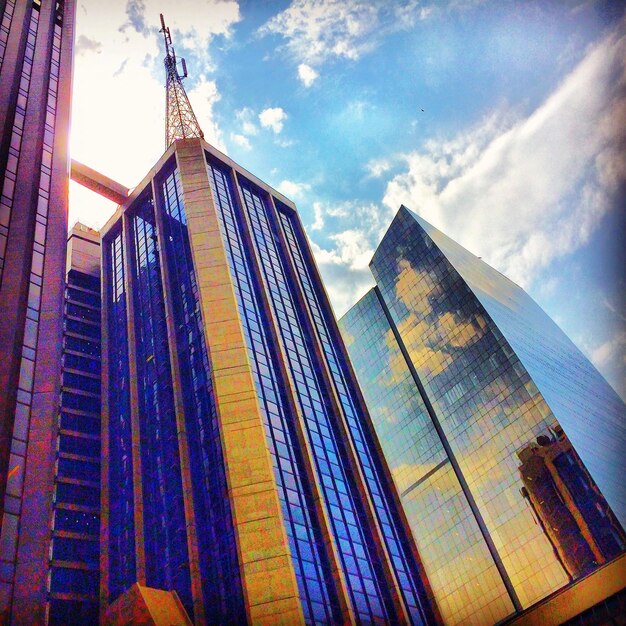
[339,206,626,626]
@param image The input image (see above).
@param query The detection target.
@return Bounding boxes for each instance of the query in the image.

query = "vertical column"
[175,139,303,625]
[0,0,42,507]
[150,175,205,624]
[10,1,76,623]
[268,200,413,623]
[99,231,112,620]
[0,0,29,137]
[277,206,444,621]
[228,173,355,624]
[122,212,146,586]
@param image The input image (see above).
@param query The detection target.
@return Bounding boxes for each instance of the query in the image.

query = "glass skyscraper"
[339,206,626,626]
[47,223,101,625]
[0,1,76,623]
[99,139,439,625]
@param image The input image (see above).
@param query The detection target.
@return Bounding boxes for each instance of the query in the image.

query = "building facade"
[338,206,626,626]
[46,224,101,625]
[0,1,76,623]
[99,139,440,625]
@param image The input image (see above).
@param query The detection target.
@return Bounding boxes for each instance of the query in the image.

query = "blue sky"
[70,0,625,399]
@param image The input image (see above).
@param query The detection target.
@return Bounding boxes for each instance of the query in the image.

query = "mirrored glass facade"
[339,206,626,626]
[409,211,626,525]
[340,290,514,626]
[100,141,439,625]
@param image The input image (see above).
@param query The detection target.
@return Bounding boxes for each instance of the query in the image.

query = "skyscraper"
[47,223,101,625]
[99,139,440,625]
[0,1,76,623]
[516,424,623,582]
[339,206,626,626]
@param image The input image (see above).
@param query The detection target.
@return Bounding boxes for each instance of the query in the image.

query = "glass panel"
[130,195,192,615]
[104,230,135,601]
[206,157,343,624]
[368,208,626,610]
[159,166,244,623]
[277,201,434,624]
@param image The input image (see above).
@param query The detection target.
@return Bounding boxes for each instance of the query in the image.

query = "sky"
[69,0,626,400]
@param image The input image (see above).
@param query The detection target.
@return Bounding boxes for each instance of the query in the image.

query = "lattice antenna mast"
[160,14,204,148]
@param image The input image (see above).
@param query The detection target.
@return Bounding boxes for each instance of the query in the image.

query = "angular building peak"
[97,140,440,624]
[381,207,626,523]
[341,204,626,625]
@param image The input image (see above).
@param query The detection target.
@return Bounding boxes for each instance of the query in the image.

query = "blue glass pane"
[206,156,341,625]
[104,229,136,601]
[159,165,245,623]
[130,194,193,616]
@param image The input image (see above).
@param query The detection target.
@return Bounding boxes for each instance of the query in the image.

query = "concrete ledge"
[502,553,626,626]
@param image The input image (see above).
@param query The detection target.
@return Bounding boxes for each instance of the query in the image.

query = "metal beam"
[70,159,129,204]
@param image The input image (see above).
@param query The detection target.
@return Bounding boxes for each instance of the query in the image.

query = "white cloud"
[230,132,251,150]
[591,331,626,369]
[259,0,430,70]
[324,202,350,219]
[236,107,258,135]
[311,234,375,317]
[536,276,559,299]
[298,63,319,87]
[121,0,241,64]
[276,179,311,198]
[75,34,102,55]
[309,201,390,315]
[381,20,626,290]
[328,229,374,270]
[311,202,325,230]
[69,0,239,229]
[307,19,626,324]
[275,137,295,148]
[365,157,393,178]
[259,107,287,133]
[187,77,225,150]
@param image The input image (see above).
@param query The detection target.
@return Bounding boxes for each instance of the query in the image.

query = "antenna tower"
[160,14,204,148]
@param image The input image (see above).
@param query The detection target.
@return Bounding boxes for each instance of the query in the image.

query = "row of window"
[0,1,16,72]
[49,265,102,625]
[0,10,59,618]
[208,161,340,624]
[0,3,38,283]
[104,230,136,602]
[130,196,193,616]
[278,206,430,623]
[160,166,245,623]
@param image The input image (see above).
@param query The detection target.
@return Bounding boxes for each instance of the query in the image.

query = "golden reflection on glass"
[339,290,514,626]
[402,465,514,625]
[362,207,625,615]
[387,248,571,608]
